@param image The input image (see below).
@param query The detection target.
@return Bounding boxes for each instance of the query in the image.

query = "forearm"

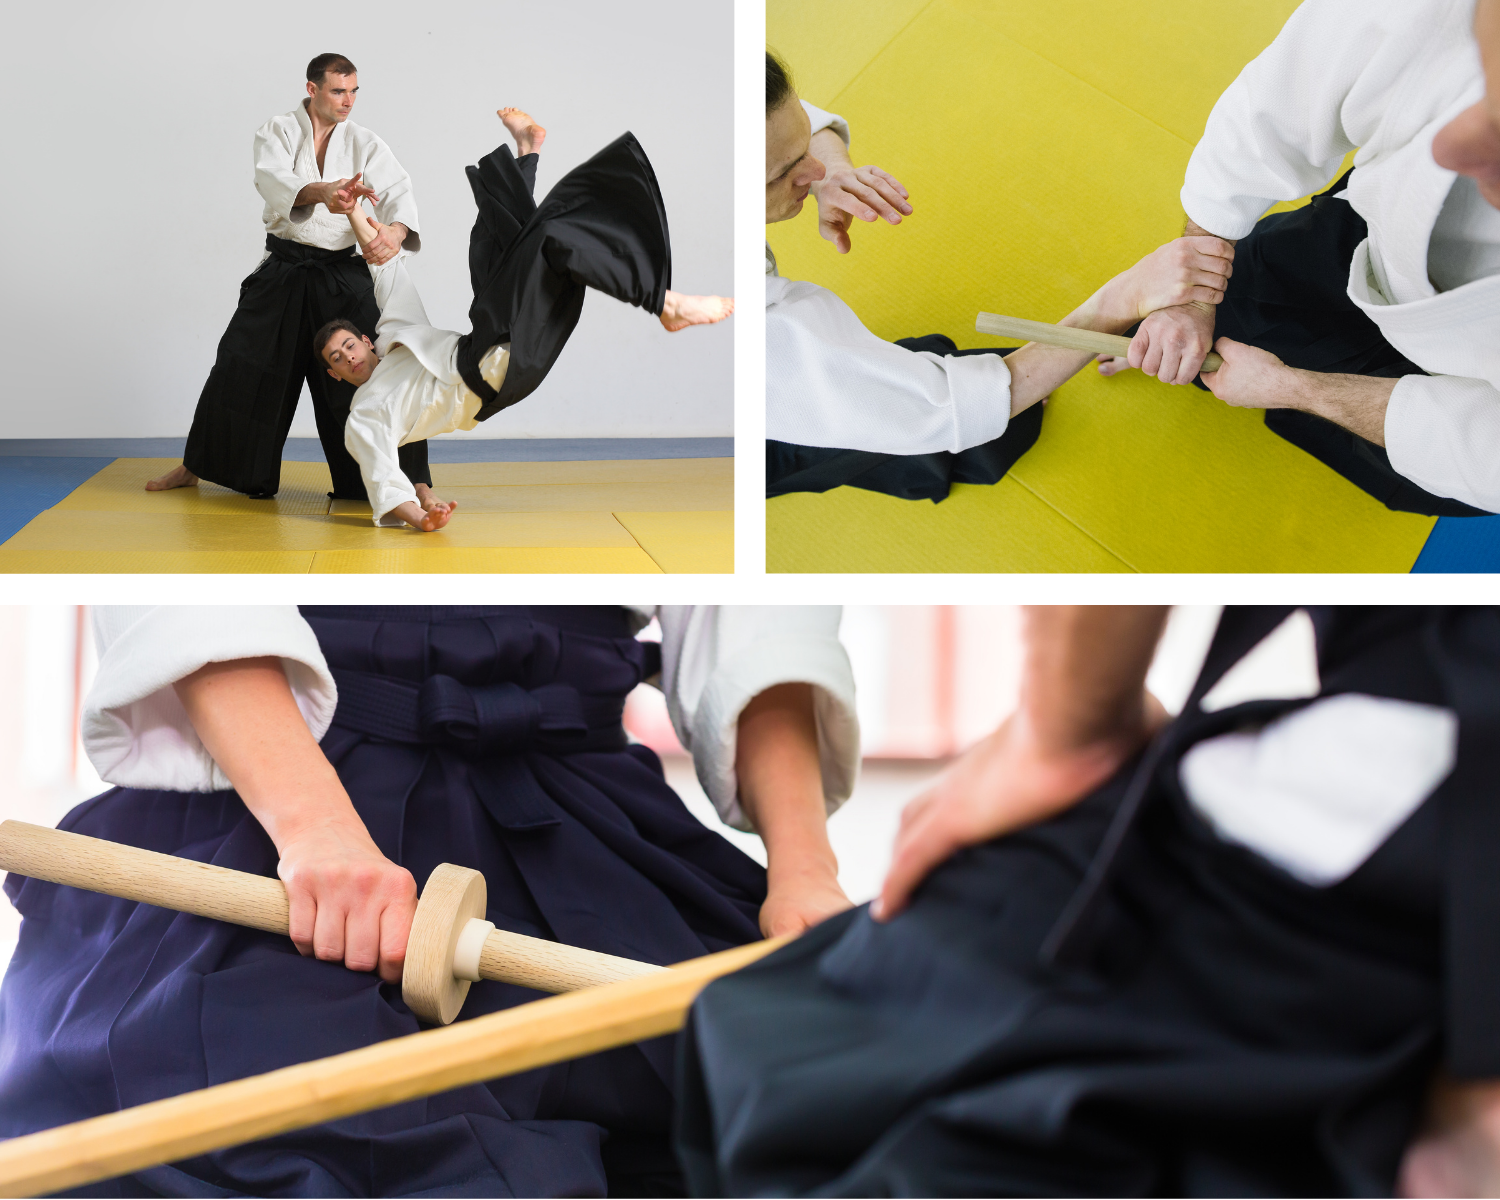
[1280,369,1396,444]
[172,658,365,850]
[293,181,332,209]
[346,203,379,249]
[1184,217,1235,245]
[1003,278,1154,415]
[1019,607,1169,763]
[735,683,838,882]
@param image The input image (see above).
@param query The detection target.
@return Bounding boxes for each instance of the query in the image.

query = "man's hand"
[276,817,418,983]
[760,862,851,939]
[806,126,912,254]
[316,173,378,215]
[1127,301,1219,385]
[813,163,913,254]
[873,699,1165,921]
[1201,337,1397,443]
[1198,337,1294,409]
[361,220,407,266]
[1115,236,1233,321]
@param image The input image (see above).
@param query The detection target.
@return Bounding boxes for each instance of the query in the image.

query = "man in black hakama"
[677,606,1500,1197]
[150,54,433,501]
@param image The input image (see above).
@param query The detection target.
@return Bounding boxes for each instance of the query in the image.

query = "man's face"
[766,95,826,223]
[323,330,378,385]
[1433,0,1500,208]
[306,72,358,125]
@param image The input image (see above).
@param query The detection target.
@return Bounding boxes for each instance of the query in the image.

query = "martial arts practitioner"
[1110,0,1500,516]
[677,606,1500,1197]
[0,605,857,1197]
[317,108,732,531]
[147,54,438,506]
[765,54,1234,503]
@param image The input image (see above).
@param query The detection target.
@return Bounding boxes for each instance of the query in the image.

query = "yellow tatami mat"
[0,456,732,574]
[766,0,1437,572]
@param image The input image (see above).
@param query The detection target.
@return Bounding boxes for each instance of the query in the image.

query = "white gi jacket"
[83,607,859,833]
[1180,0,1500,511]
[254,101,422,254]
[766,103,1013,455]
[342,258,507,523]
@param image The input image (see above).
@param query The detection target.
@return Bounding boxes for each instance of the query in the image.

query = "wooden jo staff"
[976,312,1225,373]
[0,819,664,1025]
[0,935,792,1197]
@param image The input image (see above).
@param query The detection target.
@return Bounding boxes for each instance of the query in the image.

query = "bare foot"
[497,108,546,156]
[660,290,735,332]
[414,482,448,512]
[144,463,199,492]
[387,498,458,532]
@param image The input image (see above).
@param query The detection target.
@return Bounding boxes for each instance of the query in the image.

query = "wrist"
[766,841,840,890]
[1011,695,1153,785]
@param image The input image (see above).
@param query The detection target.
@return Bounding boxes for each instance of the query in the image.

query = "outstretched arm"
[736,683,852,937]
[874,607,1169,920]
[173,658,417,981]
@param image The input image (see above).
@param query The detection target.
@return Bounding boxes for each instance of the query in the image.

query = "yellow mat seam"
[822,0,939,108]
[612,513,668,573]
[1002,473,1140,573]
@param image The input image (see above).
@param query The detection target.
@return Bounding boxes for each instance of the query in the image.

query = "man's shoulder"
[256,107,305,142]
[342,118,391,152]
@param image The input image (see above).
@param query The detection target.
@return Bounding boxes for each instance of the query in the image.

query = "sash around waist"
[329,668,628,757]
[264,233,363,265]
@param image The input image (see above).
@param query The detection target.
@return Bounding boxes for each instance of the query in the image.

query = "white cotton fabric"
[343,257,508,523]
[658,606,859,830]
[82,607,861,836]
[84,607,337,794]
[1429,175,1500,291]
[764,102,1012,454]
[1180,0,1500,512]
[255,102,421,252]
[766,276,1014,453]
[1180,695,1458,887]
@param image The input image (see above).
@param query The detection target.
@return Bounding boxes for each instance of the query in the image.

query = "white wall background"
[0,1,732,440]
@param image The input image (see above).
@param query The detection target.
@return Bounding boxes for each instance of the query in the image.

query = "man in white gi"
[319,108,733,532]
[148,53,441,507]
[764,52,1235,502]
[1113,0,1500,517]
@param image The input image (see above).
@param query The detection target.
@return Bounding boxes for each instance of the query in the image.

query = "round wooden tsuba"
[403,863,488,1025]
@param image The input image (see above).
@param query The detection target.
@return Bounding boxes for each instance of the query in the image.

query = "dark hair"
[314,318,364,364]
[766,51,794,114]
[307,54,358,85]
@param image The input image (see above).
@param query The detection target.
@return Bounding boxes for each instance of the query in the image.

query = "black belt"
[329,669,626,758]
[264,232,362,266]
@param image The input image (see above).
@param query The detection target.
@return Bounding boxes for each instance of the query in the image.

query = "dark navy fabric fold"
[677,607,1497,1197]
[0,607,764,1198]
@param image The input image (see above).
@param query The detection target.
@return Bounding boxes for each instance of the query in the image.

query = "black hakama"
[182,235,432,499]
[0,607,766,1198]
[678,607,1500,1197]
[1199,173,1487,517]
[452,134,672,421]
[766,339,1042,503]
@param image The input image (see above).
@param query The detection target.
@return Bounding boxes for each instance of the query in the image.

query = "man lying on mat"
[316,106,732,531]
[764,53,1233,503]
[1099,0,1500,517]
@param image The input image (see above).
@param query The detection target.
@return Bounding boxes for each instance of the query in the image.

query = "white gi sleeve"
[252,118,309,225]
[1384,375,1500,512]
[1179,0,1390,238]
[657,606,860,831]
[801,100,850,146]
[358,131,423,253]
[369,257,434,354]
[84,607,337,793]
[766,276,1012,453]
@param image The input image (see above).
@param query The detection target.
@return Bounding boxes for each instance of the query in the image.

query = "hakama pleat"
[0,607,765,1198]
[454,136,672,421]
[1198,173,1487,517]
[766,339,1040,502]
[182,236,432,500]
